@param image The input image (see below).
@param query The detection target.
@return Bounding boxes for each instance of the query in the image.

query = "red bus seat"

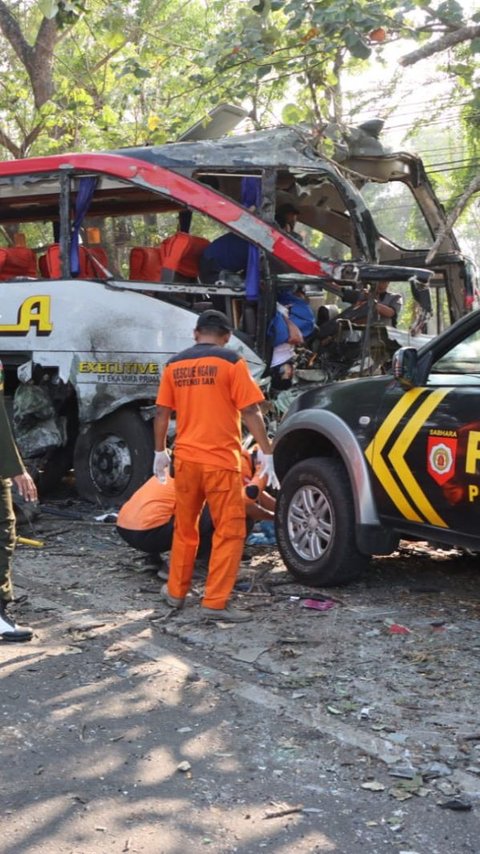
[0,247,37,279]
[160,233,210,281]
[129,235,210,283]
[39,244,109,278]
[85,247,109,277]
[129,246,164,281]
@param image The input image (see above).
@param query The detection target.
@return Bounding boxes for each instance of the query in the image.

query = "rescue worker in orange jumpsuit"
[153,309,279,622]
[116,473,214,560]
[116,450,274,561]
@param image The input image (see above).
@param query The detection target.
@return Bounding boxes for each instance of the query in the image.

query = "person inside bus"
[340,280,402,327]
[198,232,250,284]
[268,286,317,390]
[275,203,303,242]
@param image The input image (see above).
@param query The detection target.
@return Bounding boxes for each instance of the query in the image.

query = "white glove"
[153,449,171,483]
[257,450,280,490]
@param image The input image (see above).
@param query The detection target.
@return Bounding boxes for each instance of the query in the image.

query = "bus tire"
[73,408,153,503]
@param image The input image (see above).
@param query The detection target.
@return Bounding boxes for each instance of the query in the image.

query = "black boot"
[0,600,33,642]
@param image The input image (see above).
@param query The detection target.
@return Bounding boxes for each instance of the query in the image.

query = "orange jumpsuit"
[156,343,263,608]
[118,475,176,531]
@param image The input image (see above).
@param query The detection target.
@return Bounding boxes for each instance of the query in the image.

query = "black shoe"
[0,602,33,642]
[200,605,252,623]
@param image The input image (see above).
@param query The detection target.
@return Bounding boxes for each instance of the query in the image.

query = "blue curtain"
[241,176,261,300]
[178,210,192,233]
[70,177,98,276]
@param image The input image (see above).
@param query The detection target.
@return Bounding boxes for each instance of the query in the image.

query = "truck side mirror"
[392,347,418,388]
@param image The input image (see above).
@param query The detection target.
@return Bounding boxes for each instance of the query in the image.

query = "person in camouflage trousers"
[0,359,37,641]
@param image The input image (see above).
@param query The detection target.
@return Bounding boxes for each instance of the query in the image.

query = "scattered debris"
[386,621,412,635]
[16,536,44,548]
[300,598,336,612]
[390,789,413,802]
[361,781,386,792]
[388,765,419,780]
[422,762,452,780]
[94,512,118,523]
[437,798,472,811]
[264,804,303,819]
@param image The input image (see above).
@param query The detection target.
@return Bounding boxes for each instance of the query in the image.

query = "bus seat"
[84,246,109,277]
[39,245,67,278]
[39,244,109,278]
[0,247,37,279]
[160,233,210,282]
[129,246,164,281]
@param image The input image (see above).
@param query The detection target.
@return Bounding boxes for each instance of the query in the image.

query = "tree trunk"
[0,2,58,108]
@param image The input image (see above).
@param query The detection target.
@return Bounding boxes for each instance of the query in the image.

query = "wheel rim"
[287,484,333,562]
[88,433,132,495]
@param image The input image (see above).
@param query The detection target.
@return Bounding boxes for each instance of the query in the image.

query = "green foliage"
[37,0,85,26]
[0,0,248,156]
[0,0,477,171]
[435,1,464,26]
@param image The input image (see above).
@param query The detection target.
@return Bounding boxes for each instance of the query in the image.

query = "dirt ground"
[2,492,480,854]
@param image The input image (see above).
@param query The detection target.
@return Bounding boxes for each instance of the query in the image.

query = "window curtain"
[241,176,261,300]
[178,210,192,233]
[70,177,98,276]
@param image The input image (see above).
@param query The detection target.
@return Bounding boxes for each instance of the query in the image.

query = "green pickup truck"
[274,309,480,586]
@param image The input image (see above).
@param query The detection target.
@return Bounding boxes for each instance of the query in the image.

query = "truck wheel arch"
[273,409,380,528]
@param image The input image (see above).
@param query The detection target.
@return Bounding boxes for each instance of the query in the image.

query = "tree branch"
[20,124,45,158]
[0,126,21,159]
[400,24,480,66]
[426,175,480,264]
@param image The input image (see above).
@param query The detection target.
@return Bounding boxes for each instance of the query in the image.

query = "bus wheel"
[73,409,153,503]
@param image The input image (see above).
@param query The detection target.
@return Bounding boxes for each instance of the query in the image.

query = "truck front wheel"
[276,457,368,586]
[73,409,153,503]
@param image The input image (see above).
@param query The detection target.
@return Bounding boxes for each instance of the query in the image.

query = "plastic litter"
[300,598,335,611]
[17,536,44,548]
[246,521,276,546]
[246,532,271,545]
[94,512,118,523]
[383,619,412,635]
[387,623,411,635]
[259,520,275,538]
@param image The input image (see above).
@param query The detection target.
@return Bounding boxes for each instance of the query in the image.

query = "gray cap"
[196,309,232,332]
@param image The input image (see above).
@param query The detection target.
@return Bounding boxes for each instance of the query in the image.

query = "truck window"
[360,182,432,250]
[428,327,480,385]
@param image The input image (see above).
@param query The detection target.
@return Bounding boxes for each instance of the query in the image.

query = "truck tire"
[275,457,368,586]
[73,409,153,503]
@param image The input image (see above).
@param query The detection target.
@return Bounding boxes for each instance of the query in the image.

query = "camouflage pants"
[0,477,15,603]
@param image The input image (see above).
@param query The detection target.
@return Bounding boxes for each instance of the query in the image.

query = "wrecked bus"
[0,120,462,502]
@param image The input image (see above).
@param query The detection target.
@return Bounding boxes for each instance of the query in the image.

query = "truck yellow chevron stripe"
[365,389,425,522]
[365,388,452,526]
[389,389,451,527]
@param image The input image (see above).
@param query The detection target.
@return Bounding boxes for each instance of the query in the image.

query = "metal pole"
[59,168,72,279]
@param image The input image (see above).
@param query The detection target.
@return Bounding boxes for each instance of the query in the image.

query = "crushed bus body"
[0,122,456,501]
